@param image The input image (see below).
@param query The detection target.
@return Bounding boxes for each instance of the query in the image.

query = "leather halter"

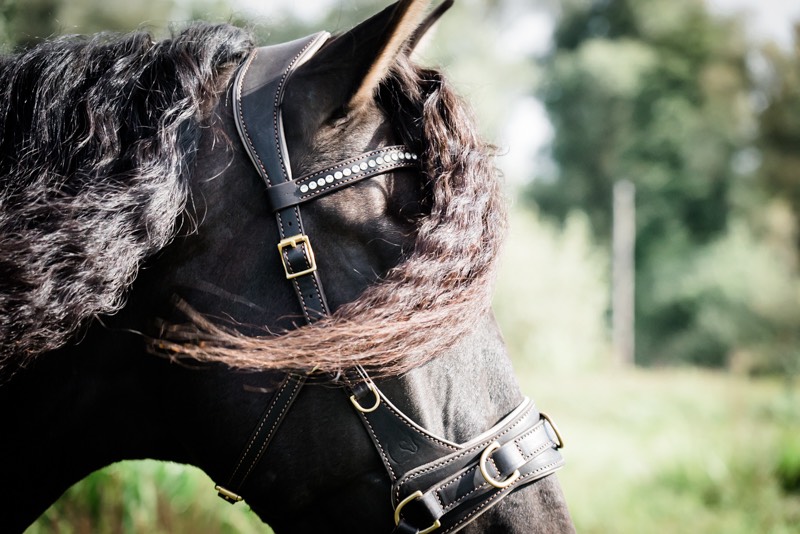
[214,33,565,533]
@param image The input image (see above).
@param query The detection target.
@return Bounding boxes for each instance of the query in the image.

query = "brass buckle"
[277,234,317,280]
[214,484,243,503]
[479,442,521,489]
[349,381,381,413]
[394,491,441,534]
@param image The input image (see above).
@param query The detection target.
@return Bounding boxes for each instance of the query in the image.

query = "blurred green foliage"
[494,209,610,373]
[25,461,271,534]
[531,0,800,372]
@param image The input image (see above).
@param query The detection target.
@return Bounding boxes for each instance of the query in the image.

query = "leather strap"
[216,33,330,503]
[215,375,304,503]
[234,32,332,323]
[390,403,564,533]
[266,146,419,211]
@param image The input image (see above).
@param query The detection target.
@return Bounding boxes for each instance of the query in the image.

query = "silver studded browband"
[264,145,419,212]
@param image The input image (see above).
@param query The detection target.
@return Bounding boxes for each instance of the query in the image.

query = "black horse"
[0,1,574,532]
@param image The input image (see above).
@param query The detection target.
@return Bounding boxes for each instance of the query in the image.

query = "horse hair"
[158,54,508,377]
[0,24,254,371]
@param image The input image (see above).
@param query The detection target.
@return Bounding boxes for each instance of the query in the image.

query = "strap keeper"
[277,234,317,279]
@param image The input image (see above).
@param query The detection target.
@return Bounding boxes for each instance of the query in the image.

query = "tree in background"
[528,0,797,368]
[758,25,800,248]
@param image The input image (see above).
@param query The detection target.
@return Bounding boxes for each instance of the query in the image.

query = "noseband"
[213,33,565,534]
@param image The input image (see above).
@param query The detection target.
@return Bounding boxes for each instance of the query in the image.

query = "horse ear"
[293,0,438,117]
[346,0,431,111]
[408,0,454,52]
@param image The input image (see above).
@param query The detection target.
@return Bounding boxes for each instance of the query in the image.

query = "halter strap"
[218,33,565,533]
[233,31,332,322]
[215,33,330,504]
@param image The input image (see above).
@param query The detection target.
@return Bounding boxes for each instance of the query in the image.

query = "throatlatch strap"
[214,375,304,503]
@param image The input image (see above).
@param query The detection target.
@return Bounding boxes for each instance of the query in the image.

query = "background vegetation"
[1,0,798,532]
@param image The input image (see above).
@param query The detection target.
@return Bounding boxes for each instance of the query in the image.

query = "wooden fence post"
[613,180,636,367]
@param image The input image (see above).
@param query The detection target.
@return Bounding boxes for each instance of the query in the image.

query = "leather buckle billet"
[277,234,317,279]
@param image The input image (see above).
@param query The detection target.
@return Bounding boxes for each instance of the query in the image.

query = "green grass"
[517,367,800,533]
[25,461,271,534]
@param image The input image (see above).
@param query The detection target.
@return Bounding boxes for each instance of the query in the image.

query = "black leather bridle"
[213,32,565,534]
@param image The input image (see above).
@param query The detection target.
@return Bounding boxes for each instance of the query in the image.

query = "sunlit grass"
[517,367,800,533]
[25,461,271,534]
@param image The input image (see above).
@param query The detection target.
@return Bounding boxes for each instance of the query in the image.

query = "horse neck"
[0,321,281,533]
[0,333,168,532]
[245,310,529,533]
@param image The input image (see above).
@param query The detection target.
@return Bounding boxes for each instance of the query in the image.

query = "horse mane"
[0,24,254,371]
[159,54,508,377]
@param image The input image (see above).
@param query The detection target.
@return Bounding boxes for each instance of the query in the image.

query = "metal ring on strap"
[479,442,521,489]
[394,491,441,534]
[349,381,381,413]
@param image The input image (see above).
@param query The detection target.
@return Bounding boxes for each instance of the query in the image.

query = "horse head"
[0,1,574,532]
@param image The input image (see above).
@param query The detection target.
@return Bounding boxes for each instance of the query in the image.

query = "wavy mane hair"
[0,24,254,371]
[0,22,506,378]
[159,53,508,377]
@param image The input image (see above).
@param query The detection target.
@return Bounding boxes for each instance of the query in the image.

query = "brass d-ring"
[394,490,441,534]
[349,381,381,413]
[540,411,565,448]
[479,441,520,489]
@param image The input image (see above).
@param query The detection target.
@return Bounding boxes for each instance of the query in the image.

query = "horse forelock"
[159,54,509,377]
[0,24,254,372]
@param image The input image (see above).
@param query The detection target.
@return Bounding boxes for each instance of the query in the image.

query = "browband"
[266,145,419,211]
[218,33,565,534]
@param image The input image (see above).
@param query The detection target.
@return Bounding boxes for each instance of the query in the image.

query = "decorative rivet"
[412,153,418,160]
[326,175,334,183]
[399,152,406,159]
[343,168,352,176]
[299,184,309,193]
[335,171,343,180]
[317,178,326,186]
[391,153,399,161]
[351,164,360,174]
[360,162,368,170]
[377,156,385,164]
[368,159,377,167]
[405,152,412,159]
[308,182,317,190]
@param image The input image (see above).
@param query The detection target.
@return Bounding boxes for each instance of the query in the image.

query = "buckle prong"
[277,234,317,279]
